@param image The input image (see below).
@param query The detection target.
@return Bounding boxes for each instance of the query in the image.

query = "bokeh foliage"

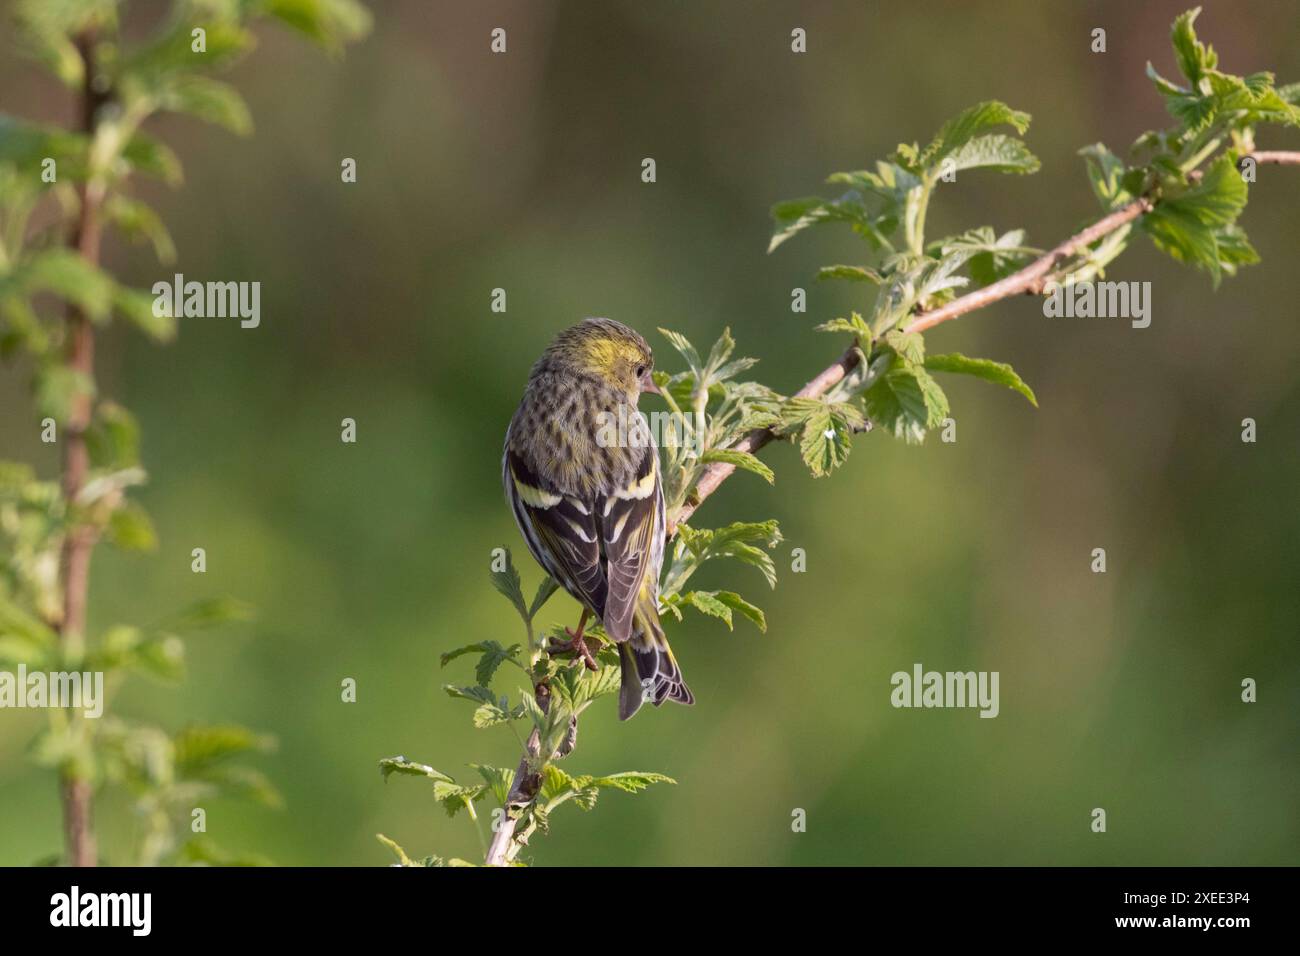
[1,0,368,864]
[2,1,1297,866]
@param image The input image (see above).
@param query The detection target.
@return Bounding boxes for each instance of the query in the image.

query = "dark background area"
[1,0,1297,865]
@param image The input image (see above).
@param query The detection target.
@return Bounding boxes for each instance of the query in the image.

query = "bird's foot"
[547,629,601,671]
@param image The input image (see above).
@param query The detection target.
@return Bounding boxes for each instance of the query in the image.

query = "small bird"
[503,317,694,720]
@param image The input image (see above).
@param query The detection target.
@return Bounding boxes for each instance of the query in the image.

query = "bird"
[503,317,694,720]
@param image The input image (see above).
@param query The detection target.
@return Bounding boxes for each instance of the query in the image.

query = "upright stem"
[58,27,108,869]
[906,177,935,255]
[485,685,549,866]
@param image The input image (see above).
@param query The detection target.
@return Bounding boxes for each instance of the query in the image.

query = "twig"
[669,347,862,532]
[57,28,109,869]
[483,147,1300,865]
[484,686,550,866]
[904,198,1153,334]
[1250,151,1300,164]
[675,149,1300,526]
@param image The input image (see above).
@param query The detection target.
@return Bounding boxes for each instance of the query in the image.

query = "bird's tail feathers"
[618,601,693,720]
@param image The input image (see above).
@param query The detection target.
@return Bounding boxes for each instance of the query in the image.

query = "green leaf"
[942,134,1040,175]
[941,227,1036,286]
[1143,204,1219,280]
[864,363,948,445]
[884,329,925,365]
[816,265,884,284]
[17,250,115,322]
[768,188,896,254]
[178,837,272,867]
[657,328,703,376]
[378,756,455,784]
[699,448,774,484]
[924,353,1038,406]
[588,771,676,793]
[123,132,183,186]
[1141,155,1249,284]
[1167,153,1249,227]
[717,595,764,632]
[98,630,183,683]
[681,590,734,629]
[158,76,253,135]
[797,401,863,477]
[112,285,177,343]
[105,195,176,263]
[0,114,87,175]
[915,250,976,307]
[551,654,621,711]
[437,641,522,687]
[1213,223,1260,276]
[539,764,578,801]
[106,501,158,551]
[489,549,528,620]
[472,700,517,729]
[122,19,256,85]
[12,0,114,87]
[157,597,254,634]
[196,763,283,808]
[1079,144,1132,211]
[0,595,58,667]
[440,641,522,687]
[920,101,1032,168]
[715,591,766,632]
[815,312,873,338]
[431,779,487,818]
[472,764,516,805]
[33,363,94,423]
[443,683,496,704]
[85,401,141,469]
[1170,6,1216,86]
[444,684,520,728]
[264,0,374,52]
[477,641,520,688]
[174,725,275,775]
[675,520,783,588]
[528,577,558,619]
[519,689,550,732]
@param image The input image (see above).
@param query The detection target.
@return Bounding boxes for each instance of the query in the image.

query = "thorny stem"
[482,148,1300,865]
[671,149,1300,534]
[56,28,111,869]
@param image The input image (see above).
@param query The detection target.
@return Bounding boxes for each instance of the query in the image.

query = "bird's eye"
[636,364,647,377]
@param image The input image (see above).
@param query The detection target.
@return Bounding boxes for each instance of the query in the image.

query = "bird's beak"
[639,370,660,395]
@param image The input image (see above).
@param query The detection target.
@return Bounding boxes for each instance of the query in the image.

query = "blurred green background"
[2,0,1298,866]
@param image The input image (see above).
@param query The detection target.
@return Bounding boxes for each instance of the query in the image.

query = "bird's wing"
[597,443,662,644]
[504,448,607,617]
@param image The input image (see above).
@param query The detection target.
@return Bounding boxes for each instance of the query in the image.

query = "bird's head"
[543,317,659,398]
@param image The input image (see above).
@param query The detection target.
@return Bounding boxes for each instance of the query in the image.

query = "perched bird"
[503,317,694,720]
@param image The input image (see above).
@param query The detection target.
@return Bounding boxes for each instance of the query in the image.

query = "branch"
[483,148,1300,865]
[58,27,110,869]
[1250,151,1300,165]
[904,198,1154,335]
[677,149,1300,524]
[485,687,550,866]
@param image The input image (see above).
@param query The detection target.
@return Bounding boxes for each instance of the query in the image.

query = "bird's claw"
[547,628,601,671]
